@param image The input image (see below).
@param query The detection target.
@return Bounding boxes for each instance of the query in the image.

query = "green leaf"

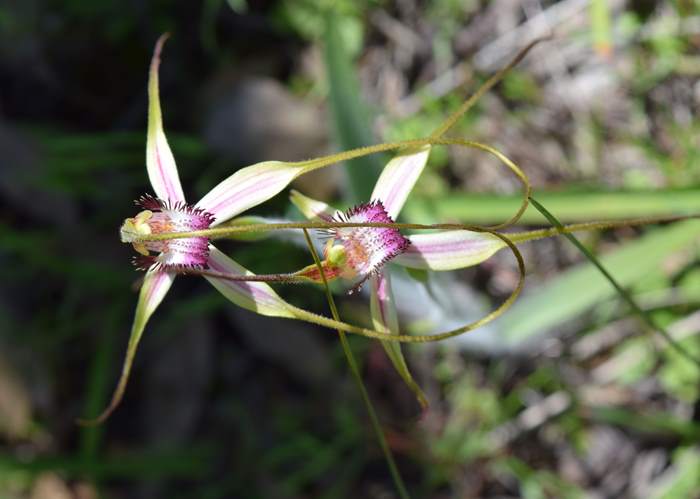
[403,189,700,225]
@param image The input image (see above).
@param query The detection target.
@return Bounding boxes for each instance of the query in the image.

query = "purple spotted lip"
[121,194,215,271]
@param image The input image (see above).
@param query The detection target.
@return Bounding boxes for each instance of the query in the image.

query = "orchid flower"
[283,43,545,406]
[290,140,526,406]
[87,34,376,423]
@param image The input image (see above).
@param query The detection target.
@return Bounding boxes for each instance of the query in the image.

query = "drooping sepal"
[80,269,176,424]
[370,272,428,409]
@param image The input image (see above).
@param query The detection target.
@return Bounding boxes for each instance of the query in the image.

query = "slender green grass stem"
[302,229,411,499]
[529,197,700,369]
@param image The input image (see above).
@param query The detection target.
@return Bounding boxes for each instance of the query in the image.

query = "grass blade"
[527,196,700,368]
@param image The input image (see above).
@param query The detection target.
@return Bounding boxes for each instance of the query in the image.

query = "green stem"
[430,37,549,139]
[302,229,411,499]
[180,268,312,284]
[135,214,699,242]
[529,197,700,369]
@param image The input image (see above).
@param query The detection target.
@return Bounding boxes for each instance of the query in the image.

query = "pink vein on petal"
[207,256,281,308]
[146,270,172,302]
[375,273,391,328]
[154,141,180,203]
[202,170,297,224]
[404,236,498,255]
[372,148,430,219]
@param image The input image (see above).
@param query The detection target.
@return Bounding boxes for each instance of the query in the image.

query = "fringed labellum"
[297,200,410,292]
[120,195,215,270]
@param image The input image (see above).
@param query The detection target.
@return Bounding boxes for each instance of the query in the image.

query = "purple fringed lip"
[325,200,410,285]
[121,194,215,271]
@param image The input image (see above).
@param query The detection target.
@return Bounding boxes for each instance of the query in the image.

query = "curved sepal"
[289,189,337,220]
[204,245,296,318]
[146,34,185,204]
[196,162,309,225]
[394,231,506,271]
[370,272,428,409]
[370,145,431,219]
[80,269,176,424]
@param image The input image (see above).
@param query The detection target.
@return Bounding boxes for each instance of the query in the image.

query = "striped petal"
[204,245,296,318]
[370,145,431,219]
[370,272,427,408]
[394,231,506,271]
[289,189,337,220]
[87,269,176,423]
[146,34,185,204]
[196,161,308,225]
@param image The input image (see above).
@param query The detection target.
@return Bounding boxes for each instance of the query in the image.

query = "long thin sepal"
[78,269,176,425]
[370,272,428,409]
[196,161,309,225]
[370,39,545,224]
[196,138,442,226]
[370,145,431,220]
[204,245,296,317]
[394,231,506,271]
[146,34,185,204]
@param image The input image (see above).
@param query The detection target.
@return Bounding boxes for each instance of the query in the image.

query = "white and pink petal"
[370,145,431,220]
[369,272,427,408]
[196,161,310,225]
[204,245,296,318]
[88,268,176,423]
[146,34,185,204]
[121,195,215,271]
[394,231,506,271]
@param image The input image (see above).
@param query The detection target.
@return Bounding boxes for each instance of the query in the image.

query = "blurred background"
[1,0,700,497]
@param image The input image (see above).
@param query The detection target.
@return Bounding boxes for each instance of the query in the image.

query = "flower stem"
[302,229,411,499]
[136,214,700,242]
[179,268,312,284]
